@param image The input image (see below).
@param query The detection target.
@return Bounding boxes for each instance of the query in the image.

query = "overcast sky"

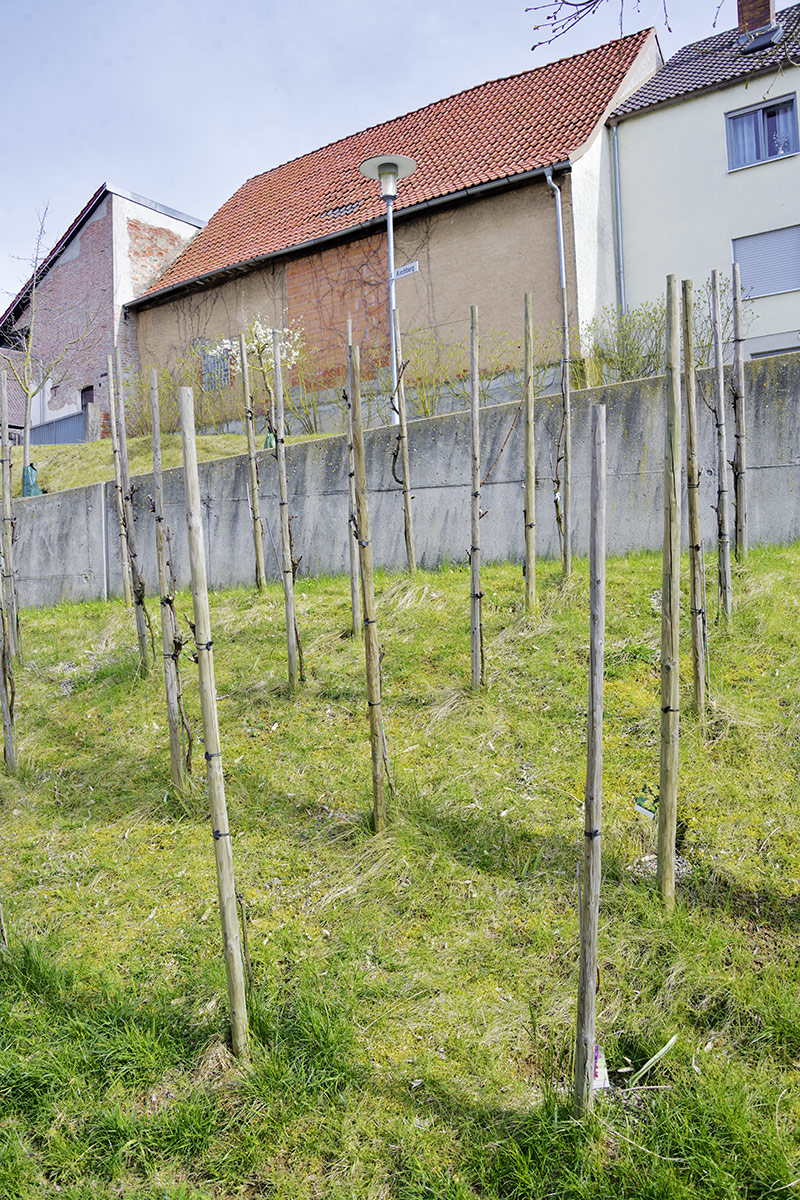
[1,0,740,304]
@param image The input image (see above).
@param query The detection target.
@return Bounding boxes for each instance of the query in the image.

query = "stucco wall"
[112,194,204,391]
[616,65,800,355]
[11,352,800,609]
[133,178,579,386]
[569,28,662,332]
[135,264,286,375]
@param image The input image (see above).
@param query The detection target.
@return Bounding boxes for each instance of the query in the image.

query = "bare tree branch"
[527,1,729,49]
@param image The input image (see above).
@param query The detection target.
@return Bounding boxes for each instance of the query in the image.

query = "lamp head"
[359,153,417,200]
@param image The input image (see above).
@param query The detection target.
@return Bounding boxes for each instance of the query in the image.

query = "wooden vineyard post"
[731,262,748,564]
[115,348,150,675]
[469,306,485,689]
[346,319,361,640]
[239,333,267,591]
[178,386,249,1059]
[349,344,390,833]
[523,293,536,612]
[393,310,417,574]
[682,281,706,721]
[0,594,16,774]
[560,270,572,580]
[150,370,189,791]
[574,402,606,1118]
[0,372,20,660]
[711,270,733,622]
[107,354,134,607]
[657,276,681,912]
[272,330,300,693]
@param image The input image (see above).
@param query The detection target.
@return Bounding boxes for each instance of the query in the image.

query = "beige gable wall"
[134,175,578,382]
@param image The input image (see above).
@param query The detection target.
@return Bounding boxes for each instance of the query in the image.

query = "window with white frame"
[733,225,800,297]
[726,94,799,169]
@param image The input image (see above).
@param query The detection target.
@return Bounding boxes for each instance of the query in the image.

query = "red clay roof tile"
[137,29,653,303]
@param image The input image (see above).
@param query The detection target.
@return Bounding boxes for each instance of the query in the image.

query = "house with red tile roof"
[128,29,661,410]
[0,186,203,444]
[610,0,800,358]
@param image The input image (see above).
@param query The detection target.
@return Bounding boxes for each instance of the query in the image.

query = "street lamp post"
[359,153,416,426]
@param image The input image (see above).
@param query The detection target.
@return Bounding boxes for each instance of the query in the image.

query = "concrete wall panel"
[12,353,800,609]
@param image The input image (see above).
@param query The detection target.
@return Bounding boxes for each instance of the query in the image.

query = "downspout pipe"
[544,167,572,578]
[611,124,627,313]
[544,167,567,293]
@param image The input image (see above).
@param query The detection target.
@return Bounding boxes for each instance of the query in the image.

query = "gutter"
[126,162,571,313]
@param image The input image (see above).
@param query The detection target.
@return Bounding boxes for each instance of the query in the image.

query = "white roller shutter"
[733,225,800,298]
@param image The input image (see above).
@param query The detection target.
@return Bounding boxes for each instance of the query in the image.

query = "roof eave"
[126,161,572,313]
[610,50,800,123]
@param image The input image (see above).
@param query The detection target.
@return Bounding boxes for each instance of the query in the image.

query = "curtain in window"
[730,110,759,168]
[768,103,798,156]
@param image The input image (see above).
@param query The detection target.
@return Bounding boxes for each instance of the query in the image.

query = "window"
[201,348,230,393]
[733,224,800,297]
[726,95,799,169]
[80,386,94,408]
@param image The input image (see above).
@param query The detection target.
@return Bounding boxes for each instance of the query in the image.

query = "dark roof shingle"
[136,29,654,303]
[614,3,800,118]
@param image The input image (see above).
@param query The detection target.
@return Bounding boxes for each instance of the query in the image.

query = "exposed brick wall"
[738,0,775,29]
[285,233,390,386]
[127,219,188,294]
[15,198,114,420]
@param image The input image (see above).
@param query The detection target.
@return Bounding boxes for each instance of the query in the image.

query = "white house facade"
[611,0,800,358]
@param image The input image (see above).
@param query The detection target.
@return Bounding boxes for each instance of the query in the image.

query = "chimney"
[738,0,776,31]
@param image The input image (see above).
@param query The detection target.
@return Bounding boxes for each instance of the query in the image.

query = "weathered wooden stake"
[523,293,537,613]
[469,306,485,689]
[107,354,133,607]
[178,385,249,1059]
[273,331,300,692]
[115,348,150,674]
[0,372,20,660]
[731,262,748,564]
[0,602,16,775]
[711,270,733,622]
[349,344,389,832]
[239,333,267,591]
[561,275,572,579]
[345,319,361,640]
[393,310,417,574]
[150,370,189,791]
[574,402,606,1117]
[681,281,706,722]
[657,275,681,912]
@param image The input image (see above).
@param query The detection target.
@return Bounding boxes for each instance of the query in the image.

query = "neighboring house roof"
[613,2,800,119]
[0,185,205,335]
[132,28,655,307]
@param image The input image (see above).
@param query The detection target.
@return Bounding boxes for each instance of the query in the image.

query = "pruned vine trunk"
[349,344,390,833]
[150,369,191,790]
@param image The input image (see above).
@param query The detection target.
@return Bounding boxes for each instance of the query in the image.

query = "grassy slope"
[0,550,798,1198]
[13,433,252,497]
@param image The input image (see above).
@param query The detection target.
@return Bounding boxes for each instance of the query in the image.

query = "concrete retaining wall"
[15,353,800,610]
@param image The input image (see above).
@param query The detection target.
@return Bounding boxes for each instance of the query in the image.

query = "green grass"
[0,548,798,1198]
[19,426,335,498]
[15,431,264,497]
